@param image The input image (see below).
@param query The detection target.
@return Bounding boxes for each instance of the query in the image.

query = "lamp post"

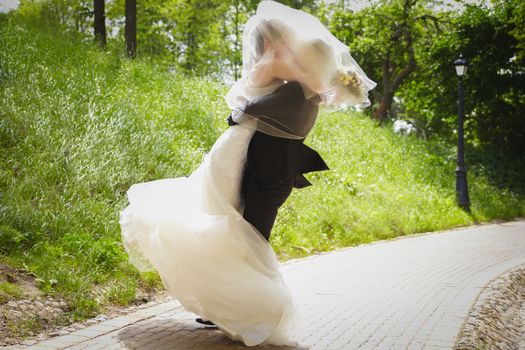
[454,54,470,212]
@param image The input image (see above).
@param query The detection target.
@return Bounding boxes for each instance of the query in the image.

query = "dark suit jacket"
[228,81,329,188]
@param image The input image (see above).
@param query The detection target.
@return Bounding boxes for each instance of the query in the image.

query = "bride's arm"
[248,56,323,93]
[247,45,325,93]
[271,57,324,93]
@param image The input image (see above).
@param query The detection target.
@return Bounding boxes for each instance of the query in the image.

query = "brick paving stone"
[19,221,525,350]
[59,344,87,350]
[422,345,450,350]
[66,327,111,339]
[23,334,90,349]
[407,342,425,350]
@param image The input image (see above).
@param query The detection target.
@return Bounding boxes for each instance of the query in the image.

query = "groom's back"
[246,131,328,188]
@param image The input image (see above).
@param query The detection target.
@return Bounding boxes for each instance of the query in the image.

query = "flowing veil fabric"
[119,85,298,346]
[226,0,377,112]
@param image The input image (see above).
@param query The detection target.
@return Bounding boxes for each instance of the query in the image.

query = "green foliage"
[107,0,171,56]
[0,14,225,317]
[271,111,525,259]
[17,0,92,31]
[14,0,524,159]
[106,277,137,306]
[399,0,525,157]
[0,12,524,321]
[219,0,258,81]
[0,282,24,303]
[0,225,31,254]
[108,0,231,75]
[17,0,320,81]
[509,0,525,60]
[323,0,442,121]
[323,0,524,159]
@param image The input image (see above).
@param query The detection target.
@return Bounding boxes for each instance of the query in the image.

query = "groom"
[195,21,335,326]
[228,81,329,242]
[196,81,329,328]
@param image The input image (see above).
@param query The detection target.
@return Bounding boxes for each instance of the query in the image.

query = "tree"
[125,0,136,58]
[401,0,525,156]
[509,0,525,61]
[230,0,245,80]
[93,0,106,47]
[327,0,443,123]
[220,0,258,81]
[105,0,317,78]
[165,0,230,75]
[217,0,318,81]
[19,0,91,29]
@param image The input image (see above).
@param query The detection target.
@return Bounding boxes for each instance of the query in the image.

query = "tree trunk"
[125,0,137,58]
[93,0,106,47]
[373,53,393,123]
[374,91,394,123]
[373,39,416,123]
[233,1,240,81]
[372,0,418,124]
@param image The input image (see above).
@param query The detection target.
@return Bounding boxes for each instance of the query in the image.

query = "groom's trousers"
[240,131,329,242]
[241,166,293,241]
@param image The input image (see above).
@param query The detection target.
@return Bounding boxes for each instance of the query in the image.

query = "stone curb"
[453,263,525,350]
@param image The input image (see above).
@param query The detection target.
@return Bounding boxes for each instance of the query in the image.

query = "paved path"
[12,221,525,350]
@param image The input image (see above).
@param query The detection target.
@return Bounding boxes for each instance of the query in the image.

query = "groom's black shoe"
[195,318,216,327]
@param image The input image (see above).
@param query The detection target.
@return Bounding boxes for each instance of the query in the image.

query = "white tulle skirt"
[119,124,297,346]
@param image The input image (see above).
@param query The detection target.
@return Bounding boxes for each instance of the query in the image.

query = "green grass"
[5,315,46,339]
[1,14,524,321]
[0,281,24,303]
[272,115,525,259]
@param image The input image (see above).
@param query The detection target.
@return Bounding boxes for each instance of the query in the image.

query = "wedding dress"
[119,83,297,347]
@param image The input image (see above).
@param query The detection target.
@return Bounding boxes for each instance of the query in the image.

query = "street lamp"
[454,54,470,212]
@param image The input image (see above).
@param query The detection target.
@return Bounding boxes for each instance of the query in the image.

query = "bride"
[119,1,376,347]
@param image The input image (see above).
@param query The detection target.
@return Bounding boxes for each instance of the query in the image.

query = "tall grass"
[1,14,226,319]
[1,14,524,320]
[273,115,525,258]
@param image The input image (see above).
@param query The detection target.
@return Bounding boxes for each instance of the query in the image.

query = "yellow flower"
[335,68,363,89]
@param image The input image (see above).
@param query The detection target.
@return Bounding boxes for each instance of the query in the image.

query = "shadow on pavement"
[117,317,309,350]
